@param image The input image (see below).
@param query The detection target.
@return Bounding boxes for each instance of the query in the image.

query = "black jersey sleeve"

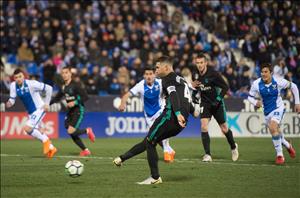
[212,72,229,99]
[163,75,181,115]
[75,83,89,104]
[50,88,64,105]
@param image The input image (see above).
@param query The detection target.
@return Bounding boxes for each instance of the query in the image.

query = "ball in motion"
[65,160,84,177]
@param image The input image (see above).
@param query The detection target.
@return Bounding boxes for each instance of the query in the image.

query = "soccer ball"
[65,160,84,177]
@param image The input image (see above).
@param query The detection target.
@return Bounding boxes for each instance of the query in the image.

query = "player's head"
[13,68,25,85]
[61,66,72,82]
[260,63,273,83]
[195,53,208,74]
[143,66,155,85]
[155,56,173,77]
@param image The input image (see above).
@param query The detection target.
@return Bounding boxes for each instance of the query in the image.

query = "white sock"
[49,144,54,150]
[272,135,283,156]
[162,139,174,153]
[280,134,290,149]
[29,129,49,143]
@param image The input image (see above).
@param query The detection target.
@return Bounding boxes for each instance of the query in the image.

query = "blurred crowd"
[1,0,299,99]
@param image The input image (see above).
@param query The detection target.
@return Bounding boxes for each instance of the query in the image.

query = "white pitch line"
[1,153,298,168]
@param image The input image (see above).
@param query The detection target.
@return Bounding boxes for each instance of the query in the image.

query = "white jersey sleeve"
[275,77,291,90]
[157,79,166,108]
[129,80,144,96]
[248,79,260,106]
[8,82,17,105]
[28,80,53,105]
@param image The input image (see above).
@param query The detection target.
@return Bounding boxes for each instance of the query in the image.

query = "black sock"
[120,138,147,162]
[72,129,87,136]
[201,132,211,155]
[146,140,160,180]
[70,134,87,150]
[225,129,236,150]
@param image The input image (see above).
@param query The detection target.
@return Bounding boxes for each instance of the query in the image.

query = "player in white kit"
[248,63,300,165]
[118,66,176,162]
[6,69,57,158]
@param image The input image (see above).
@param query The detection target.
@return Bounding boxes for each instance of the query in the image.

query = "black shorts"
[65,107,85,129]
[147,108,185,144]
[200,102,226,124]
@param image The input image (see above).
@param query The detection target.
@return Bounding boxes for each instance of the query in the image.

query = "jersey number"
[184,83,192,103]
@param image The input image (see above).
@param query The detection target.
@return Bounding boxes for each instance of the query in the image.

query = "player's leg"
[214,102,238,161]
[65,110,90,156]
[113,138,147,166]
[281,133,296,158]
[200,103,213,162]
[269,120,285,164]
[162,138,175,163]
[268,108,288,164]
[146,112,175,163]
[138,111,182,184]
[25,109,56,157]
[71,108,95,142]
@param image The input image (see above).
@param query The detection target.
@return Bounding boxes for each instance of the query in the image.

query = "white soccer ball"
[65,160,84,177]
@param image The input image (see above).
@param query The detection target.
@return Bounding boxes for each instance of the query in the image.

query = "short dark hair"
[144,66,155,73]
[260,63,273,72]
[62,66,71,71]
[13,68,23,75]
[196,53,207,61]
[156,55,173,66]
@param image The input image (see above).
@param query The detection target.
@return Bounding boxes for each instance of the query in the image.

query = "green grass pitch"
[1,138,299,198]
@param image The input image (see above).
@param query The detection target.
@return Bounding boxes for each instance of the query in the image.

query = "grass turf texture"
[1,138,299,198]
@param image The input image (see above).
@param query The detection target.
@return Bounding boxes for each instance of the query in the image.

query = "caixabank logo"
[226,112,299,137]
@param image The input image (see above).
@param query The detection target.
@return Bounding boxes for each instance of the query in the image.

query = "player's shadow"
[67,180,84,184]
[165,175,196,182]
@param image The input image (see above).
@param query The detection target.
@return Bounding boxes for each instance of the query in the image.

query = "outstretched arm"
[290,82,300,112]
[119,92,132,112]
[6,83,16,108]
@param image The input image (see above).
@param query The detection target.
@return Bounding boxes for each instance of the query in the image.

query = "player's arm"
[74,83,89,105]
[50,88,64,105]
[31,80,53,110]
[6,82,16,108]
[279,79,300,112]
[213,72,229,102]
[247,83,262,107]
[119,81,143,111]
[119,92,132,112]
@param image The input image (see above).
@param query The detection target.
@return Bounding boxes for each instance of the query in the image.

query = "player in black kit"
[51,67,95,156]
[192,53,239,162]
[113,56,199,185]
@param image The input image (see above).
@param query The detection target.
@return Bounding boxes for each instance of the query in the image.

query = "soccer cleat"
[232,143,239,161]
[164,152,174,163]
[170,151,176,162]
[86,127,95,143]
[287,143,296,158]
[47,147,57,158]
[137,176,162,185]
[275,156,285,165]
[113,157,122,167]
[202,154,212,162]
[43,139,51,155]
[79,149,91,157]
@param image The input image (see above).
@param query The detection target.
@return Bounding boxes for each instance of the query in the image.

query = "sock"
[201,132,211,155]
[72,129,87,136]
[70,134,86,150]
[272,135,283,156]
[162,139,170,152]
[120,138,147,162]
[280,133,290,149]
[224,129,236,150]
[29,129,49,143]
[49,144,54,150]
[146,140,160,180]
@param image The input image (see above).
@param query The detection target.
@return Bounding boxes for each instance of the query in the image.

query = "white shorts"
[145,109,163,128]
[26,109,46,129]
[265,106,285,124]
